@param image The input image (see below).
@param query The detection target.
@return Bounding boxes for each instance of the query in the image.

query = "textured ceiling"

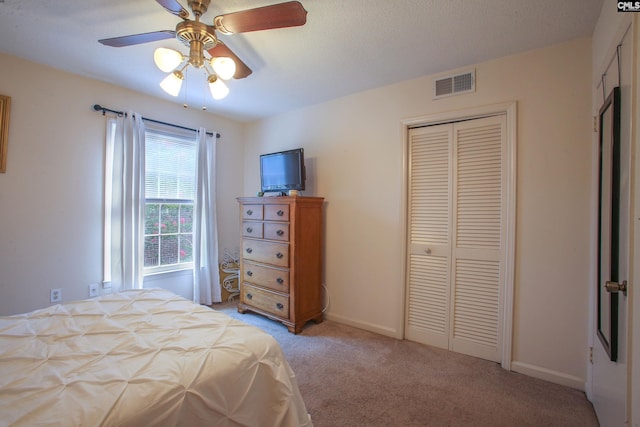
[0,0,603,122]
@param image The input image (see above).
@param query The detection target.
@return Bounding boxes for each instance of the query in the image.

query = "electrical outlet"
[50,288,62,303]
[89,283,99,297]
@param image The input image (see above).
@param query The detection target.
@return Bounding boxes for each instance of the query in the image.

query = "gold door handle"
[605,280,628,296]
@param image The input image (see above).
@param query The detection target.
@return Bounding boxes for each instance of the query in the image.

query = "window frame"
[143,124,198,276]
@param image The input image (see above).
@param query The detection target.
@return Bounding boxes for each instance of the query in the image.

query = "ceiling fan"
[99,0,307,98]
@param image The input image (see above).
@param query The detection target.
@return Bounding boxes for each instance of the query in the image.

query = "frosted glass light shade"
[160,71,183,96]
[154,48,183,72]
[208,75,229,100]
[211,57,236,80]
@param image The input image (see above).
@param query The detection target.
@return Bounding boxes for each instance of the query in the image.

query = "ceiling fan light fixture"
[154,48,184,72]
[208,74,229,100]
[211,56,236,80]
[160,70,184,96]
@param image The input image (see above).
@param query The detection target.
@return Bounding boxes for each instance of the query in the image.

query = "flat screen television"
[260,148,305,194]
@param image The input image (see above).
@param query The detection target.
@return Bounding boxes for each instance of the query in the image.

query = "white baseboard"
[511,361,586,391]
[324,312,400,339]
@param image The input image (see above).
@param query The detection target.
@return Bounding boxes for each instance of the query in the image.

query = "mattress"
[0,288,312,427]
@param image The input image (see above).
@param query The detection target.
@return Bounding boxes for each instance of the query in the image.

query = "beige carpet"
[213,302,599,427]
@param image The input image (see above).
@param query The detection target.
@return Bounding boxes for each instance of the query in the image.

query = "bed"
[0,288,313,427]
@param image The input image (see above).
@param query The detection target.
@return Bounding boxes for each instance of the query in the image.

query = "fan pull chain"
[202,73,207,111]
[182,67,189,109]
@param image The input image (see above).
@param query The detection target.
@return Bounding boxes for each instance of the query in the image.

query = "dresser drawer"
[242,284,289,318]
[265,204,290,221]
[242,239,289,267]
[242,204,263,220]
[264,222,289,241]
[242,261,290,293]
[242,221,264,238]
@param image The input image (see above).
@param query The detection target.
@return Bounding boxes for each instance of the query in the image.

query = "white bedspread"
[0,289,312,427]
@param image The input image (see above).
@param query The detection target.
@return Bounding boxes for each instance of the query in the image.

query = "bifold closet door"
[406,124,453,350]
[406,115,506,363]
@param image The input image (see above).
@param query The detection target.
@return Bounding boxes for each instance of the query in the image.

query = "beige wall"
[244,37,593,388]
[0,53,245,315]
[0,37,595,389]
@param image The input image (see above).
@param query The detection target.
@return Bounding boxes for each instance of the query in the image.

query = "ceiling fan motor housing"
[176,21,218,68]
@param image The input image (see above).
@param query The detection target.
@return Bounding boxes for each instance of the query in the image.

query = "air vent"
[433,69,475,99]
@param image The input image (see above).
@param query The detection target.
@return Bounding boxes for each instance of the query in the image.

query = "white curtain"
[193,128,221,304]
[103,113,146,292]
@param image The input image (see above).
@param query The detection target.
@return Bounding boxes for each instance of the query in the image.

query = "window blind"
[145,129,197,200]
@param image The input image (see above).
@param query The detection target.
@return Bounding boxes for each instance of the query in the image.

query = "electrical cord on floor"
[322,283,330,313]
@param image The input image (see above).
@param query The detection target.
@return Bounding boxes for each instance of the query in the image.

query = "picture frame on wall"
[0,94,10,173]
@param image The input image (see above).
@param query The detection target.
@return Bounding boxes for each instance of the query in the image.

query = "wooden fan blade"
[213,1,307,35]
[156,0,189,18]
[99,30,176,47]
[208,43,253,79]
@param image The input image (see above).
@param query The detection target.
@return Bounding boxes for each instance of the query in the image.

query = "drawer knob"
[247,293,253,300]
[277,277,284,284]
[247,270,253,277]
[276,229,284,236]
[276,252,283,259]
[246,248,253,254]
[276,303,284,310]
[246,227,253,233]
[277,210,284,216]
[246,209,253,216]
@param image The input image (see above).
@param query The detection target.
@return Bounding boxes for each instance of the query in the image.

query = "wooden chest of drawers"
[237,196,324,334]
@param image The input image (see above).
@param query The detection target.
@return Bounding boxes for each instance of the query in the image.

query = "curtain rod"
[92,104,220,139]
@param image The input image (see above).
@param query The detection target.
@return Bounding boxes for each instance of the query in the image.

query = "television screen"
[260,148,305,193]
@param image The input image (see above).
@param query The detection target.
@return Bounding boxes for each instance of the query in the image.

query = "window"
[144,126,197,274]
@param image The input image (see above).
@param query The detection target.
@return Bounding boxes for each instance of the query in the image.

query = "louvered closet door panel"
[409,127,451,245]
[405,124,452,349]
[455,121,503,249]
[450,116,506,363]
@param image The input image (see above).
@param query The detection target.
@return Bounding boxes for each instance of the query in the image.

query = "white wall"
[0,52,245,315]
[244,37,593,388]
